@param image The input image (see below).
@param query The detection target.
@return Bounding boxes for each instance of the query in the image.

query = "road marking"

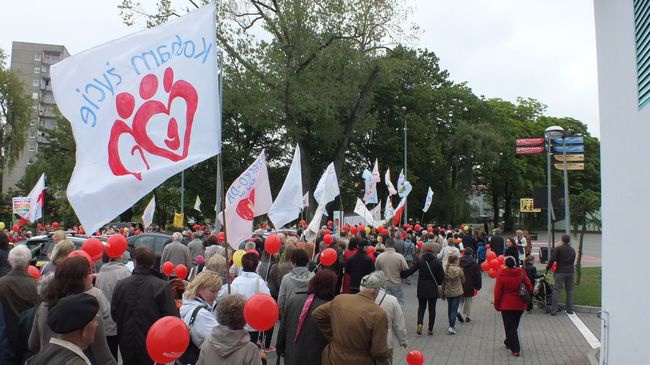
[567,312,601,349]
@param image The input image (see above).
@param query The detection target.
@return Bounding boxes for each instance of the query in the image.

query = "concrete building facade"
[2,41,69,195]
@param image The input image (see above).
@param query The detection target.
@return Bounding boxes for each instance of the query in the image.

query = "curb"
[586,348,600,365]
[574,305,601,314]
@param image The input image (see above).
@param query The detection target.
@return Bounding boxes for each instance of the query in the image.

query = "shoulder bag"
[178,304,208,364]
[519,270,531,305]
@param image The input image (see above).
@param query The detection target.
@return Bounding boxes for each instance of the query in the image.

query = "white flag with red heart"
[51,3,219,234]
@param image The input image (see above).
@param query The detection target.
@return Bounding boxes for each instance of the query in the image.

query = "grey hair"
[172,232,183,241]
[422,242,435,252]
[244,241,256,251]
[8,244,32,269]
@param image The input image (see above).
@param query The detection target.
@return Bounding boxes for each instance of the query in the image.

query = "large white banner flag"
[385,167,397,196]
[370,201,382,223]
[268,145,303,229]
[194,195,202,212]
[51,3,219,235]
[303,191,310,208]
[142,195,156,228]
[222,150,272,249]
[354,198,376,226]
[305,163,339,241]
[362,169,377,204]
[422,187,433,213]
[25,173,45,222]
[397,169,412,198]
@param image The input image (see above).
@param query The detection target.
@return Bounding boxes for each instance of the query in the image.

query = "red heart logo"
[236,190,256,221]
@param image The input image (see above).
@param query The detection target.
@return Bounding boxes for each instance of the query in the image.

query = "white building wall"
[594,1,650,363]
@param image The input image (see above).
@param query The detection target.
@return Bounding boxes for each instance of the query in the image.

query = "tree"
[570,189,600,285]
[0,48,32,170]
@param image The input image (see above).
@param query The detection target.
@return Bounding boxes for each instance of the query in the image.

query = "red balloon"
[489,259,500,269]
[28,265,41,279]
[244,294,279,331]
[414,224,421,232]
[12,225,20,232]
[265,234,281,254]
[175,264,188,280]
[488,268,498,278]
[68,250,93,270]
[367,246,376,256]
[217,232,225,243]
[485,244,491,250]
[551,262,557,272]
[417,241,423,249]
[486,251,497,262]
[406,350,424,365]
[350,227,358,235]
[323,234,334,245]
[106,231,126,259]
[146,316,189,363]
[358,224,365,232]
[52,222,59,229]
[36,223,43,229]
[162,261,174,276]
[323,229,331,235]
[320,248,337,266]
[497,255,505,264]
[480,261,490,272]
[82,238,104,262]
[427,227,433,233]
[327,220,333,228]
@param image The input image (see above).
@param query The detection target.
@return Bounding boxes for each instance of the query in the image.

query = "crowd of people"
[0,221,577,364]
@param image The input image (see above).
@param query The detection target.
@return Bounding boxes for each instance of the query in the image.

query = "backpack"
[177,304,208,365]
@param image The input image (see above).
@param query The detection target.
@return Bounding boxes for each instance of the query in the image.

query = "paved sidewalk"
[267,271,598,365]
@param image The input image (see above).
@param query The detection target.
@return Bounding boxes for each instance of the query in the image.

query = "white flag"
[142,195,156,228]
[26,173,45,222]
[384,198,395,221]
[385,167,397,196]
[303,191,310,208]
[194,195,202,212]
[423,187,434,213]
[371,201,382,223]
[51,3,219,235]
[371,159,381,183]
[221,150,273,249]
[268,145,303,229]
[354,198,376,226]
[397,169,412,198]
[305,163,339,241]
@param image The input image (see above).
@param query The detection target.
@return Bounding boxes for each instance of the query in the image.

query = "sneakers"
[465,317,472,323]
[416,324,422,335]
[457,313,465,323]
[447,327,456,335]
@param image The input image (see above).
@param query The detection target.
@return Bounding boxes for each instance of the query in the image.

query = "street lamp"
[544,126,564,260]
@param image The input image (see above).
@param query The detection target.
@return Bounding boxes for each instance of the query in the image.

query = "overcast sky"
[0,0,599,136]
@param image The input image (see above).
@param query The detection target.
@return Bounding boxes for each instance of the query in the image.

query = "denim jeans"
[386,285,405,307]
[447,296,461,328]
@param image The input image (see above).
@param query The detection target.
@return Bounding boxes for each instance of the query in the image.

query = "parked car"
[127,232,187,269]
[22,234,88,268]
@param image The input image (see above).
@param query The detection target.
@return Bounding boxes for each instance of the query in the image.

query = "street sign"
[554,154,585,162]
[516,146,545,154]
[554,162,585,170]
[553,136,584,145]
[520,198,542,213]
[516,138,545,146]
[553,145,584,153]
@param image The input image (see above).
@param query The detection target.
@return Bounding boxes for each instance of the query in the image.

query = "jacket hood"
[208,325,251,357]
[445,264,463,279]
[499,267,524,277]
[289,266,313,283]
[459,256,475,268]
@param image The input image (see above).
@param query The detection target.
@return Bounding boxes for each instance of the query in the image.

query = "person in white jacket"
[179,270,223,349]
[231,252,271,344]
[438,237,461,272]
[372,271,407,365]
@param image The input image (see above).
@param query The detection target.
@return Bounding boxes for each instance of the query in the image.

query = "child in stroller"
[525,256,552,312]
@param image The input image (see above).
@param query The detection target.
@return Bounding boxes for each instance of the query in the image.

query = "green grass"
[547,266,601,307]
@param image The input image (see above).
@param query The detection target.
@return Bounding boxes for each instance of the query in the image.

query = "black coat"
[504,246,520,266]
[459,255,482,297]
[111,267,178,365]
[277,292,329,365]
[490,235,505,256]
[345,250,375,293]
[406,252,444,298]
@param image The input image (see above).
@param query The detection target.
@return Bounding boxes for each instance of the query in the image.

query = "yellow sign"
[554,154,585,162]
[173,212,184,228]
[554,163,584,171]
[520,198,542,213]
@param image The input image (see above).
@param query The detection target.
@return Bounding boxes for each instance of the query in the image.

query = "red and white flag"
[26,173,45,222]
[392,197,407,226]
[222,150,272,249]
[51,3,219,234]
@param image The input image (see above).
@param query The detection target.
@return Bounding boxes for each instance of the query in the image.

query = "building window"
[34,52,41,62]
[635,0,650,107]
[29,129,37,138]
[28,156,35,165]
[33,66,40,74]
[28,144,35,152]
[32,79,39,87]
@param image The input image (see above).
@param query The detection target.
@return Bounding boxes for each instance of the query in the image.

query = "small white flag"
[423,187,434,213]
[194,195,202,212]
[26,173,45,222]
[305,163,339,241]
[268,145,303,230]
[370,201,382,223]
[303,191,310,208]
[397,169,412,198]
[354,198,376,226]
[385,199,395,221]
[385,167,397,196]
[142,196,156,228]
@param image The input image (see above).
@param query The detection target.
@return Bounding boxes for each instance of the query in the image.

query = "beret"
[48,293,99,334]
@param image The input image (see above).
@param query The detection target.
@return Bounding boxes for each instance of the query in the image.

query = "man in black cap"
[26,293,99,365]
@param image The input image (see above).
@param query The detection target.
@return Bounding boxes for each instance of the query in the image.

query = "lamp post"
[544,126,564,260]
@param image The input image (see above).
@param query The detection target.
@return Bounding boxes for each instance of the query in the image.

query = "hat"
[360,272,385,290]
[48,293,99,334]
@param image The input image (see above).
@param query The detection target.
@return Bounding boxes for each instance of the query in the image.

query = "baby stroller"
[532,273,553,313]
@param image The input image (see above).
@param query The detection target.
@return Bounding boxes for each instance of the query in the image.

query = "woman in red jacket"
[493,256,533,357]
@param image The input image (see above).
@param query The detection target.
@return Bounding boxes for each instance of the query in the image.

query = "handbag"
[424,259,443,298]
[519,270,531,305]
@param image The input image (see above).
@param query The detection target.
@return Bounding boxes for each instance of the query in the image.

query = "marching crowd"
[0,222,576,364]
